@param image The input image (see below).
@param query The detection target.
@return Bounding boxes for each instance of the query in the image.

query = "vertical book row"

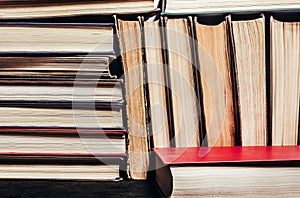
[117,14,300,179]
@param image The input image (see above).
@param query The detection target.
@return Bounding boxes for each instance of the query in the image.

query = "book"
[153,146,300,197]
[0,0,157,20]
[144,20,170,148]
[0,85,122,102]
[164,0,300,14]
[165,18,200,147]
[270,17,300,145]
[230,16,267,146]
[194,17,235,146]
[0,23,113,54]
[118,19,149,179]
[0,55,114,76]
[0,107,122,128]
[0,164,121,180]
[0,133,125,154]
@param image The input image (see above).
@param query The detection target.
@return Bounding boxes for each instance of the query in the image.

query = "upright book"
[144,20,170,148]
[270,17,300,145]
[118,19,149,179]
[229,16,267,146]
[165,18,200,147]
[194,17,235,146]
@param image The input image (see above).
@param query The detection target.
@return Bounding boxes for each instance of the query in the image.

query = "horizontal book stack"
[0,21,128,180]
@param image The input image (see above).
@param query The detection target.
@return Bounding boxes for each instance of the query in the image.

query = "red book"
[152,146,300,197]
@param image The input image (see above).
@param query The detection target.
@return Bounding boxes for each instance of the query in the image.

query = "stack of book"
[0,21,127,180]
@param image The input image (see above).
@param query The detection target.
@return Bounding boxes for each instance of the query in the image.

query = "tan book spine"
[195,19,235,146]
[165,18,200,147]
[118,19,149,179]
[231,16,267,146]
[271,17,300,145]
[144,21,170,148]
